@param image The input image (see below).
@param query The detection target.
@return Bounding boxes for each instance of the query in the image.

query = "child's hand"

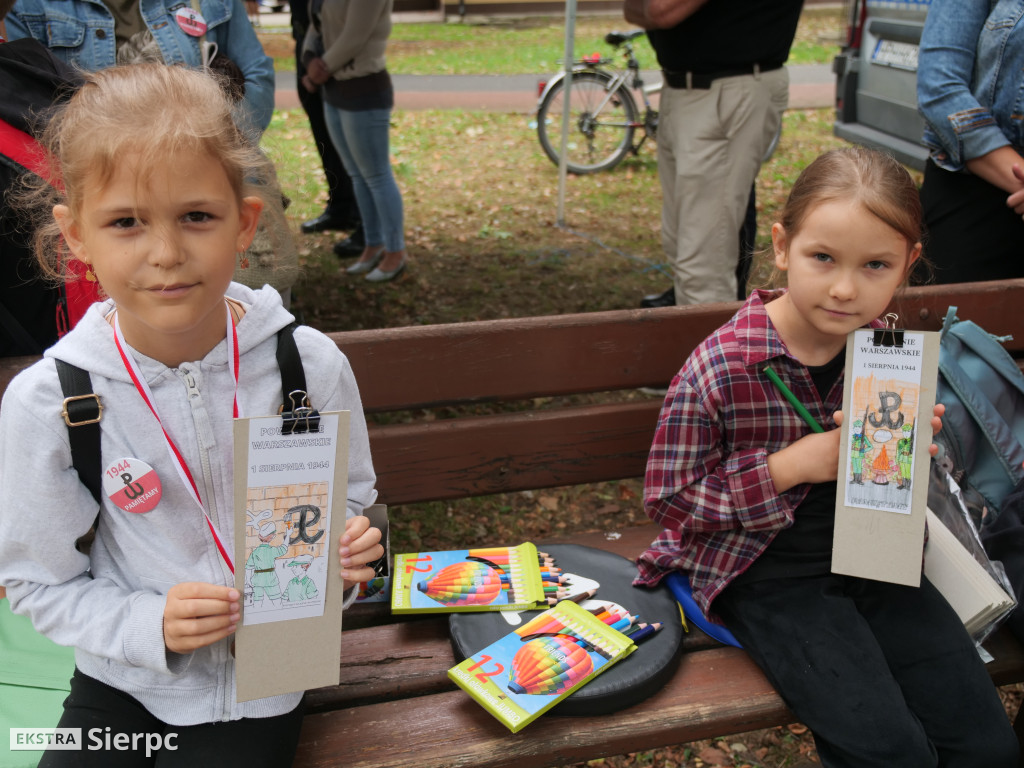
[767,416,843,493]
[163,582,240,654]
[768,404,948,493]
[339,515,384,591]
[927,403,945,457]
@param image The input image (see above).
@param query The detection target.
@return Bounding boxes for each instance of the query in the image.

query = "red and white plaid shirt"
[635,290,883,621]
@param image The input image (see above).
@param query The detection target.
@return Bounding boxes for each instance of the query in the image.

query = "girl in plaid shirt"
[636,148,1017,767]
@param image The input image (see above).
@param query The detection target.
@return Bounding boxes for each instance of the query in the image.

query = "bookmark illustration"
[842,315,923,516]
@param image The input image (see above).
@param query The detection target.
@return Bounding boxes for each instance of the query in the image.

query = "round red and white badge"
[174,7,208,36]
[103,458,163,514]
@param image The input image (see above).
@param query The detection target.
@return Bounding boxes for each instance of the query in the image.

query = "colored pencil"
[763,365,823,432]
[547,588,596,606]
[630,622,663,643]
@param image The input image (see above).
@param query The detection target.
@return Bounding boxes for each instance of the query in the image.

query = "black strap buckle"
[62,393,103,427]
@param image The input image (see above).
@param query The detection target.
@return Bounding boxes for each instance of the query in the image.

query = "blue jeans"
[322,104,405,253]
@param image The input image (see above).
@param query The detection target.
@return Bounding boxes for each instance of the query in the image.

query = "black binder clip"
[873,312,904,348]
[280,389,321,435]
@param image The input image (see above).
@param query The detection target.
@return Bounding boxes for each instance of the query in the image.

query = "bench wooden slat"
[3,280,1023,402]
[296,645,791,768]
[329,307,732,413]
[303,619,454,712]
[370,400,662,505]
[330,279,1024,413]
[298,620,1024,768]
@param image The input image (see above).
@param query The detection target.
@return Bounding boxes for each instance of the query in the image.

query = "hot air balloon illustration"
[507,635,593,695]
[416,560,504,606]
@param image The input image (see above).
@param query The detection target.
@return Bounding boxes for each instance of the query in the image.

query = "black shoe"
[333,223,365,258]
[641,286,675,308]
[301,209,358,234]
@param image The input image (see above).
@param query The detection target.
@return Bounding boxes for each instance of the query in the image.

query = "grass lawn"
[264,106,849,332]
[256,6,845,74]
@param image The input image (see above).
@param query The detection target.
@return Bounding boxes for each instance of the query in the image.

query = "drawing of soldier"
[245,521,289,607]
[283,554,319,602]
[896,422,914,490]
[849,420,871,485]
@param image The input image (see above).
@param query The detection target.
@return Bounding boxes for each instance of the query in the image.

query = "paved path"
[273,64,834,112]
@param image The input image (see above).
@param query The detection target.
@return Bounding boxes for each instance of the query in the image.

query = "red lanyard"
[112,304,239,573]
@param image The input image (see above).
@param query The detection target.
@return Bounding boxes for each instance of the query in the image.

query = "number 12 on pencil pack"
[392,543,550,613]
[448,600,636,732]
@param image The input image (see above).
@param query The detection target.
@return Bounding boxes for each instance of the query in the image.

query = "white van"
[832,0,930,170]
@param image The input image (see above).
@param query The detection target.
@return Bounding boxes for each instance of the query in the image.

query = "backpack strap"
[55,359,103,504]
[276,322,320,435]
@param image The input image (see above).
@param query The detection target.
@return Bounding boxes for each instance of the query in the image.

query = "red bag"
[0,116,104,337]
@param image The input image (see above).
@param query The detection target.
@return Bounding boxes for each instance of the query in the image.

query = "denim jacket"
[917,0,1024,172]
[7,0,274,136]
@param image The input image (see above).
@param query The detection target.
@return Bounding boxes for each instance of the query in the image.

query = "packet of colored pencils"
[392,543,564,613]
[448,600,637,732]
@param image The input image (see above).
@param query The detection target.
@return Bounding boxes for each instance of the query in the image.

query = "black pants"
[295,44,358,221]
[39,669,304,768]
[917,159,1024,285]
[715,574,1018,768]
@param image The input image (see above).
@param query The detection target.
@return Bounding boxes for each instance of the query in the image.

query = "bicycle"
[536,30,659,175]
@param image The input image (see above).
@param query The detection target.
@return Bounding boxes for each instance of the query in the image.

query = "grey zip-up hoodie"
[0,284,377,724]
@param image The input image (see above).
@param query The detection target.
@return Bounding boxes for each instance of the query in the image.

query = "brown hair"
[0,0,16,21]
[779,146,922,259]
[20,63,272,280]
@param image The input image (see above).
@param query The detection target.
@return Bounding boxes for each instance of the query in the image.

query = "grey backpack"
[934,306,1024,528]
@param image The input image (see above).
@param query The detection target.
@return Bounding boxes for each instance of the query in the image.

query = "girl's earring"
[238,250,249,270]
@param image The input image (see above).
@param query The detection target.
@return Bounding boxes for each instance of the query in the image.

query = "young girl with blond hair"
[0,64,382,766]
[636,147,1018,766]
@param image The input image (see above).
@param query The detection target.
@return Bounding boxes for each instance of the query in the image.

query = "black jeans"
[716,573,1018,768]
[917,158,1024,285]
[39,669,304,768]
[295,42,358,220]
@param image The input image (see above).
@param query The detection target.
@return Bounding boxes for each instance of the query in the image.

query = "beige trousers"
[657,67,789,305]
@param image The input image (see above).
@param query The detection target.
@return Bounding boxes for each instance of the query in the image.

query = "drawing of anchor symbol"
[121,472,145,500]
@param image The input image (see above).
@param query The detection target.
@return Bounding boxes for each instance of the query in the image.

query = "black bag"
[980,478,1024,645]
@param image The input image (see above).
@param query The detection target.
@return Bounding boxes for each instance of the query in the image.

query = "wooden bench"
[3,278,1024,767]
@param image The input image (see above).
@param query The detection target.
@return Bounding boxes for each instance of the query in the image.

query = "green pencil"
[763,365,824,433]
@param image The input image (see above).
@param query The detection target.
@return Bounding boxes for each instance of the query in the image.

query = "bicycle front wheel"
[537,71,638,174]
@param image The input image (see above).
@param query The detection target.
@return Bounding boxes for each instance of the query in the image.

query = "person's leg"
[650,85,680,306]
[854,576,1018,768]
[295,49,358,233]
[334,107,406,276]
[39,669,162,768]
[322,101,383,262]
[660,68,786,306]
[918,159,1024,284]
[736,185,757,300]
[154,702,304,768]
[331,107,403,278]
[715,575,937,768]
[714,67,788,302]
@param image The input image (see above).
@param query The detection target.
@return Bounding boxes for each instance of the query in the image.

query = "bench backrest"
[2,279,1023,506]
[332,279,1024,505]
